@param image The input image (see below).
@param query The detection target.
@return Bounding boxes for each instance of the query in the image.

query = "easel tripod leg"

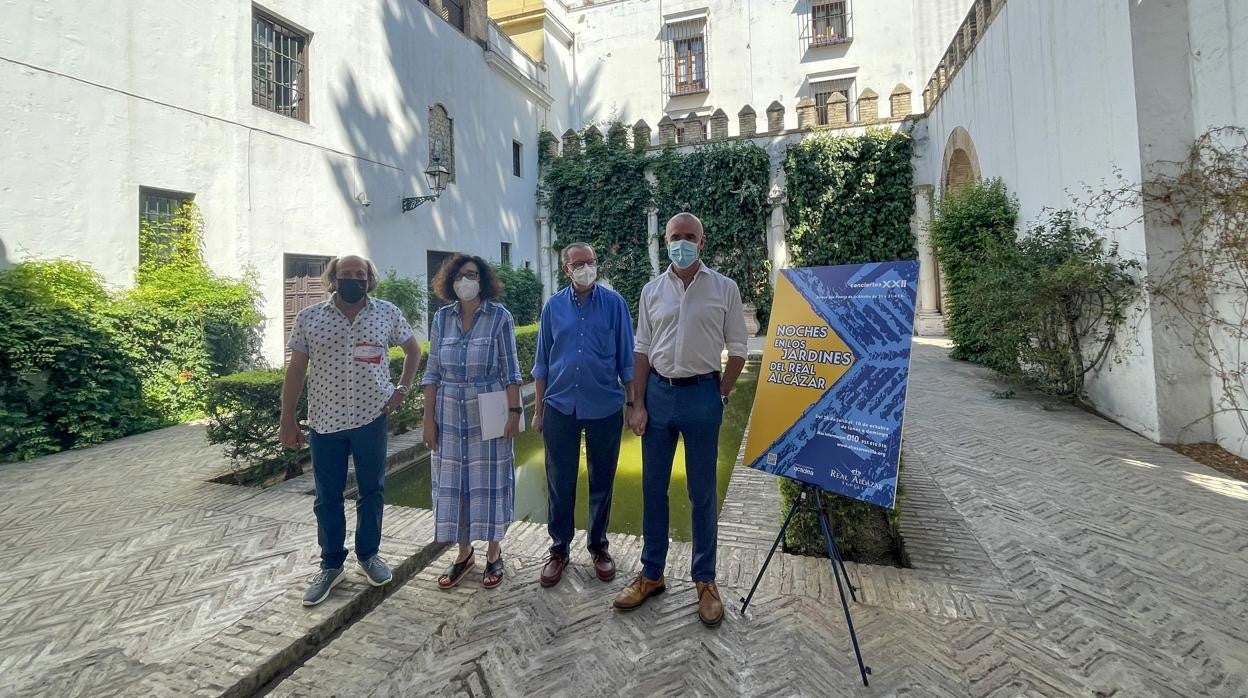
[739,487,805,615]
[814,487,872,687]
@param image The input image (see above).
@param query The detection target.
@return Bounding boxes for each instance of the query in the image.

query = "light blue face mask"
[667,239,700,269]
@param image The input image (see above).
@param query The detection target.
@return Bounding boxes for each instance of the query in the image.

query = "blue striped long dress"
[421,300,522,543]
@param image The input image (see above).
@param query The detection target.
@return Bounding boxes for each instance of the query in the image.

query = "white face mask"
[453,277,480,301]
[571,264,597,287]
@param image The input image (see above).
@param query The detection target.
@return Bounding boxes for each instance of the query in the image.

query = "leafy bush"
[515,323,539,381]
[496,264,543,326]
[777,460,907,566]
[373,270,426,329]
[388,343,430,434]
[0,264,148,462]
[539,124,654,312]
[205,370,306,484]
[786,129,916,267]
[929,178,1021,371]
[653,142,772,306]
[965,211,1139,397]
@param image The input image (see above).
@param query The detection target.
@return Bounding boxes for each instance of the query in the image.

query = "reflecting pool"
[384,365,759,541]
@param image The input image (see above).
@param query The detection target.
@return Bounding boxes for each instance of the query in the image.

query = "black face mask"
[337,278,368,303]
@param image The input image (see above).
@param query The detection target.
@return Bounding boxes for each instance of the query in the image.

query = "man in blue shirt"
[531,242,635,587]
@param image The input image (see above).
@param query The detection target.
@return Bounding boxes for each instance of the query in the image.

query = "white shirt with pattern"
[634,263,749,378]
[287,296,414,434]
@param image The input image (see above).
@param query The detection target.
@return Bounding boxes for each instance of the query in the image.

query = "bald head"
[664,212,704,244]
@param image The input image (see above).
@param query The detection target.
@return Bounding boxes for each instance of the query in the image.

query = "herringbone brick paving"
[0,424,440,697]
[276,340,1248,697]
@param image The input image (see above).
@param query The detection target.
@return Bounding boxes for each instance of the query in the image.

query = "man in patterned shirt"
[280,255,422,606]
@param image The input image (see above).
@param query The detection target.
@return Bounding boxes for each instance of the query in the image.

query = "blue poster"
[743,261,919,508]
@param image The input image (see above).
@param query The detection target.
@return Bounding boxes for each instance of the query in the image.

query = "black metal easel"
[739,480,872,687]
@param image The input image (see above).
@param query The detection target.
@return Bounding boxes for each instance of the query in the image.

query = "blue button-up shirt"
[532,283,635,420]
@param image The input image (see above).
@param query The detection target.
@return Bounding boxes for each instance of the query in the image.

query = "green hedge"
[496,264,544,326]
[778,459,906,566]
[205,370,306,484]
[929,178,1020,371]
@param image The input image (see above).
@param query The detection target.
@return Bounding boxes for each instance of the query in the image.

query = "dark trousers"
[543,405,623,558]
[308,414,388,570]
[641,373,723,582]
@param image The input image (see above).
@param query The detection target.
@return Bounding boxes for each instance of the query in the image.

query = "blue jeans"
[543,405,623,558]
[308,414,388,570]
[641,373,723,582]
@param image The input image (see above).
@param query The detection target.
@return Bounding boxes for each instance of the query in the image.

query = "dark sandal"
[482,556,505,589]
[437,553,474,589]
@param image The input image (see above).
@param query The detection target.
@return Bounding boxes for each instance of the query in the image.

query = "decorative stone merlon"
[681,112,704,144]
[540,130,559,160]
[857,88,879,123]
[828,92,849,127]
[796,97,817,130]
[561,128,581,156]
[738,105,757,137]
[657,116,676,146]
[766,101,785,133]
[632,120,652,151]
[890,84,912,118]
[709,108,729,140]
[583,125,603,146]
[607,122,628,149]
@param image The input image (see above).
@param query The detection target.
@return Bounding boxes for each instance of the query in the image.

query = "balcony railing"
[486,22,547,91]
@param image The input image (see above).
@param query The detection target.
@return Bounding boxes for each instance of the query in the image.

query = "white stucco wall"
[917,0,1164,440]
[558,0,969,133]
[0,0,549,364]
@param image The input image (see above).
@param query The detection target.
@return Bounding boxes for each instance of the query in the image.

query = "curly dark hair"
[430,253,503,302]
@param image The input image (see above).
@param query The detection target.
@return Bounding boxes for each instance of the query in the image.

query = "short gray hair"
[560,242,596,265]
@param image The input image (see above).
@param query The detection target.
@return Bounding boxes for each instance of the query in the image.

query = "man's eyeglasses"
[568,260,597,271]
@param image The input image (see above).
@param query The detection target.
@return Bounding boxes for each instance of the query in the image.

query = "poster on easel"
[744,261,920,508]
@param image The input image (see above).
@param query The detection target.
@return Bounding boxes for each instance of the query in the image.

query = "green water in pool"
[383,366,759,542]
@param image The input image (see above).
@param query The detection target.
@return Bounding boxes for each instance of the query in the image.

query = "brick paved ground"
[3,340,1247,696]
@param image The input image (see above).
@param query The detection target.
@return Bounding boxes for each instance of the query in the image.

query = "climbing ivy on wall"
[785,129,917,267]
[538,126,653,312]
[653,142,773,311]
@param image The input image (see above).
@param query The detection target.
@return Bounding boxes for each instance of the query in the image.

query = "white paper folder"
[478,390,525,440]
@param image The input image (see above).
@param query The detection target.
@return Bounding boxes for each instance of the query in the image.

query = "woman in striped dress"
[421,254,523,589]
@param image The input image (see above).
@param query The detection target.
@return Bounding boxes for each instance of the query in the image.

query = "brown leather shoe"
[540,555,568,588]
[696,581,724,627]
[612,574,666,610]
[592,550,616,582]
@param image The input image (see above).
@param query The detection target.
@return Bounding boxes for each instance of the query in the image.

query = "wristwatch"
[508,407,523,414]
[626,401,635,407]
[720,395,730,406]
[395,384,410,394]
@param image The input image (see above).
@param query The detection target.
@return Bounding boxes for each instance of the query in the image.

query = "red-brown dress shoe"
[540,555,568,587]
[592,550,616,582]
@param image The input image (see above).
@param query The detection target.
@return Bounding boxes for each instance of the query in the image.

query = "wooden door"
[284,254,333,355]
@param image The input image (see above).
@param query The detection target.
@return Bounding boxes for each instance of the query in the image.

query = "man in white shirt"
[279,255,422,606]
[612,213,748,627]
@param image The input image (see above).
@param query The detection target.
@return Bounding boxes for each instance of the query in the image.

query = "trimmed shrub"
[205,370,306,483]
[929,178,1020,371]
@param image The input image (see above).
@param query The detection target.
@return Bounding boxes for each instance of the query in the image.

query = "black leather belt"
[650,368,720,387]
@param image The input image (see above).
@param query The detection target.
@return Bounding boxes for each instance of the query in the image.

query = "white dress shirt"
[634,263,749,378]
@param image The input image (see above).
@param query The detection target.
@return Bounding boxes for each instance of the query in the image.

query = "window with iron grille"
[139,187,192,265]
[442,0,465,32]
[500,242,513,267]
[806,0,852,49]
[661,19,709,98]
[252,9,308,121]
[813,79,854,125]
[512,141,523,178]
